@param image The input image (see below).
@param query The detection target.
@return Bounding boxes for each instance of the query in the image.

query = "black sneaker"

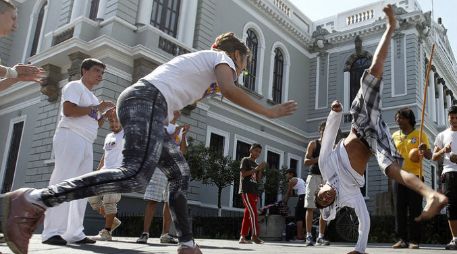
[75,237,96,244]
[42,235,67,245]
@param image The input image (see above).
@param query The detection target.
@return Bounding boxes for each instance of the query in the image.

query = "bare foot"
[415,192,448,221]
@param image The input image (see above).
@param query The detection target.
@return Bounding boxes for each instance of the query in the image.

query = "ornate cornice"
[247,0,313,45]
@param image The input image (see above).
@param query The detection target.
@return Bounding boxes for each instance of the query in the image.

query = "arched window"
[272,48,284,104]
[150,0,181,37]
[349,57,371,103]
[89,0,100,20]
[30,1,47,57]
[243,29,258,91]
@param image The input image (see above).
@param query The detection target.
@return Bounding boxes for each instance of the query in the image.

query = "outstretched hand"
[267,100,297,118]
[14,64,47,83]
[383,4,396,28]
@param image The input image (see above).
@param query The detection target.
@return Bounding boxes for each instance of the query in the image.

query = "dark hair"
[250,143,262,151]
[314,187,335,209]
[212,32,250,58]
[0,0,16,13]
[449,105,457,115]
[80,58,106,76]
[395,108,416,127]
[286,168,297,177]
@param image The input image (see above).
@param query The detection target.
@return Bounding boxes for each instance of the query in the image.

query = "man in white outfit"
[41,58,115,245]
[315,5,447,254]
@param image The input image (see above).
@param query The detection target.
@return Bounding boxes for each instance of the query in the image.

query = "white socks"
[181,240,195,248]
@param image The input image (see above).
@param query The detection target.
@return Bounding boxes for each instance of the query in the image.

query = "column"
[429,71,437,122]
[70,0,90,21]
[96,0,107,21]
[40,64,62,103]
[176,0,198,47]
[343,71,350,112]
[136,0,153,26]
[437,82,445,126]
[67,52,90,81]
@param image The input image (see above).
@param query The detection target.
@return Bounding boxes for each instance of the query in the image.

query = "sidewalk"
[0,235,448,254]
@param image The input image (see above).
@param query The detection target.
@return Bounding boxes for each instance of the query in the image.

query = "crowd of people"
[0,1,455,254]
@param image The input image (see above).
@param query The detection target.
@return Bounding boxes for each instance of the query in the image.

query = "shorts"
[144,168,169,202]
[304,174,324,209]
[295,194,306,220]
[443,172,457,220]
[88,193,121,214]
[350,70,403,173]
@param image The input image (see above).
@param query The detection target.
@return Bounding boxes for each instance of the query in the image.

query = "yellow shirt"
[392,129,430,176]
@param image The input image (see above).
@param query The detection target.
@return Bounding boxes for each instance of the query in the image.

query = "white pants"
[42,128,94,242]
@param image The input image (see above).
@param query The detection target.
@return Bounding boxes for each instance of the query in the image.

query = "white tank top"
[293,177,306,195]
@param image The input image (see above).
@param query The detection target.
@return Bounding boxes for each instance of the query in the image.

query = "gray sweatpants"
[40,80,193,242]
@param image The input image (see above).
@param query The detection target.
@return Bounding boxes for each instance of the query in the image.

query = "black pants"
[394,180,422,243]
[443,172,457,220]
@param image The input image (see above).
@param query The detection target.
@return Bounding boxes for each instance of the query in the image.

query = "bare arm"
[215,64,297,118]
[0,78,20,90]
[304,141,318,166]
[63,100,115,117]
[283,178,297,203]
[369,4,396,78]
[96,154,105,171]
[240,161,266,177]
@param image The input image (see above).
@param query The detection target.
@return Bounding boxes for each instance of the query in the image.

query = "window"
[30,1,47,57]
[272,48,284,104]
[243,29,258,91]
[1,121,24,193]
[209,133,224,157]
[150,0,181,37]
[349,57,371,103]
[289,158,298,172]
[89,0,100,20]
[431,165,437,190]
[265,151,280,205]
[232,140,251,208]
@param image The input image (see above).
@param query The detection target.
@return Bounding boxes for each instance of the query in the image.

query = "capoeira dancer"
[315,4,447,254]
[0,32,297,254]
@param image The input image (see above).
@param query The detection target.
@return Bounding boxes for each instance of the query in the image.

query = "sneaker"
[0,235,5,243]
[392,239,408,248]
[408,242,419,249]
[446,239,457,250]
[238,236,252,244]
[1,188,45,254]
[42,235,67,245]
[252,236,264,244]
[316,237,330,246]
[305,235,315,246]
[177,243,202,254]
[91,229,112,241]
[111,217,121,234]
[136,232,149,244]
[75,237,96,244]
[160,233,178,244]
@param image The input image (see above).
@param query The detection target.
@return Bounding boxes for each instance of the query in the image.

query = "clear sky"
[289,0,457,60]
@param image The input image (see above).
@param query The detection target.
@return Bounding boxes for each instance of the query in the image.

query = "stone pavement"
[0,235,447,254]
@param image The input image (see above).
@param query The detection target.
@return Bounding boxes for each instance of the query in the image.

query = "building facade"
[0,0,456,223]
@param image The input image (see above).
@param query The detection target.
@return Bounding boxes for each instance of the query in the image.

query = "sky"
[289,0,457,59]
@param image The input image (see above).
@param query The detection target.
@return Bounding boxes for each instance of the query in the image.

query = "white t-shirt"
[434,128,457,174]
[102,130,125,169]
[57,80,100,142]
[143,50,237,121]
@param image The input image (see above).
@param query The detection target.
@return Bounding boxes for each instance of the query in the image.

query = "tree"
[263,165,288,205]
[185,142,240,216]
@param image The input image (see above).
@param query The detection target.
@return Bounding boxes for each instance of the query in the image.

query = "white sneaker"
[160,233,178,244]
[111,217,121,234]
[91,229,112,241]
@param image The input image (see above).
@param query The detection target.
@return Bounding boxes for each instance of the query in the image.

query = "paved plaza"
[0,235,448,254]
